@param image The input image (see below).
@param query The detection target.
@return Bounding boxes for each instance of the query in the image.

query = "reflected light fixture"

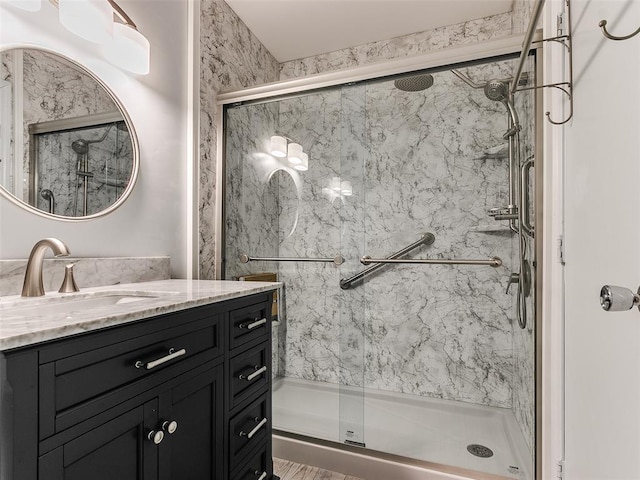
[287,143,303,165]
[341,180,353,196]
[5,0,41,12]
[270,136,287,158]
[293,152,308,171]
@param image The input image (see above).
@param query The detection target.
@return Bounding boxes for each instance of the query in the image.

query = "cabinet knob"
[147,430,164,445]
[162,420,178,434]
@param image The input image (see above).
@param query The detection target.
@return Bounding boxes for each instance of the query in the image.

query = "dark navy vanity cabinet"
[1,292,277,480]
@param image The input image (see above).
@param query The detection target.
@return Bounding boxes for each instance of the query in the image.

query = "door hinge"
[557,11,566,36]
[557,459,565,479]
[558,235,566,265]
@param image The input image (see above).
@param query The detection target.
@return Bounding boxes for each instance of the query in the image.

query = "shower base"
[272,377,532,480]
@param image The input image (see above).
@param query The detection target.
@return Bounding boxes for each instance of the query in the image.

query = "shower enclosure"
[220,51,537,479]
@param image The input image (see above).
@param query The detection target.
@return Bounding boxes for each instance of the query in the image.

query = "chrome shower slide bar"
[339,233,436,290]
[360,256,503,268]
[239,254,344,265]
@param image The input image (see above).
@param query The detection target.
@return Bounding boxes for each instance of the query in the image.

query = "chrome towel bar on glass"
[340,233,436,290]
[240,254,344,265]
[360,256,503,268]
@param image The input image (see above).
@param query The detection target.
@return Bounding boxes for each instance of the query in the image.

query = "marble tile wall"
[199,0,280,280]
[279,12,512,80]
[0,256,170,296]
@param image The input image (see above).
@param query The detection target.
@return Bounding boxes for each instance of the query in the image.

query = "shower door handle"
[520,157,534,237]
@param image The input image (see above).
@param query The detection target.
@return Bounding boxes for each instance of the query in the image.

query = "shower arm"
[339,233,436,290]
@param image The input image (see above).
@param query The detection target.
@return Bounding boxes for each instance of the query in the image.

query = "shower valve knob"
[600,285,640,312]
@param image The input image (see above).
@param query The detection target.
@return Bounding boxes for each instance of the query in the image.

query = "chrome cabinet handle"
[135,348,186,370]
[147,430,164,445]
[239,365,267,382]
[600,285,640,312]
[239,417,268,439]
[239,318,267,330]
[255,471,267,480]
[162,420,178,434]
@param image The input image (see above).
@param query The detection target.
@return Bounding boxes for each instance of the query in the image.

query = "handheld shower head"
[484,79,521,138]
[484,80,509,102]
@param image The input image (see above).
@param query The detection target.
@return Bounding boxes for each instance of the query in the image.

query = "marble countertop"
[0,279,280,351]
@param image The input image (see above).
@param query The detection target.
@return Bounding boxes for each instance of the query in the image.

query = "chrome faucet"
[21,238,71,297]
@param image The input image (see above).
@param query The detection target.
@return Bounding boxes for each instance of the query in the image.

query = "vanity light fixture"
[5,0,42,12]
[58,0,114,45]
[6,0,151,74]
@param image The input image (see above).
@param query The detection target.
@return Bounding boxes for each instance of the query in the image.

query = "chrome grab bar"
[360,256,503,268]
[339,233,435,290]
[520,156,535,237]
[240,254,344,265]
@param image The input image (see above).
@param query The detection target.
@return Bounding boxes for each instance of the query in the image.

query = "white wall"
[563,0,640,478]
[0,0,192,278]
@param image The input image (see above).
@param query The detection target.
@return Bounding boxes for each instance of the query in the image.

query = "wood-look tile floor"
[274,458,365,480]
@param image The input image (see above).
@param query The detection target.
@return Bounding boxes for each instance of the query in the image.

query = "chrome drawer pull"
[239,365,267,382]
[135,348,187,370]
[255,471,267,480]
[239,318,267,330]
[239,417,268,439]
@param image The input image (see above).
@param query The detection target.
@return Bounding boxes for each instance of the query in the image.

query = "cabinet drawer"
[40,314,222,436]
[231,441,269,480]
[229,342,269,408]
[229,393,270,472]
[229,302,270,351]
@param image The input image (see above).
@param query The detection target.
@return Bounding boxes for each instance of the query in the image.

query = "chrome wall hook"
[598,20,640,41]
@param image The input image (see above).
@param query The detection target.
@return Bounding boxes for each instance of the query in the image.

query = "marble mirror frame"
[0,45,140,221]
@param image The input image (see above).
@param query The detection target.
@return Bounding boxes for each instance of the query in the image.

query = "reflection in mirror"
[0,48,137,219]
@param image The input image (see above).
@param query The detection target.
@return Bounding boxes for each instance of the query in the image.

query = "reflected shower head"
[71,139,89,154]
[484,80,509,102]
[394,74,434,92]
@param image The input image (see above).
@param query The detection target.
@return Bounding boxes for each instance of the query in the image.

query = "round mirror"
[0,47,138,220]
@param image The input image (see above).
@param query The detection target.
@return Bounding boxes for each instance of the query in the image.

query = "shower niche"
[221,53,537,480]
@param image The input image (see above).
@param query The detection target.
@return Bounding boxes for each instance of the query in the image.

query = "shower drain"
[467,444,494,458]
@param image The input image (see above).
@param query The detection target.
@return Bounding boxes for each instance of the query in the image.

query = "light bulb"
[293,152,308,171]
[270,136,287,157]
[287,143,303,165]
[104,23,150,75]
[59,0,114,44]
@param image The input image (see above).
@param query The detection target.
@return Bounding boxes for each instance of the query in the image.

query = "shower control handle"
[600,285,640,312]
[505,273,519,294]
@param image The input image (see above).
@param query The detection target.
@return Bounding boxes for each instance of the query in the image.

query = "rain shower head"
[71,139,89,155]
[394,74,434,92]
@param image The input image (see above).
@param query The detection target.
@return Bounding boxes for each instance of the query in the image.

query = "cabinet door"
[158,365,224,480]
[39,400,158,480]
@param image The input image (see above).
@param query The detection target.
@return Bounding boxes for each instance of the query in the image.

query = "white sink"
[0,290,176,318]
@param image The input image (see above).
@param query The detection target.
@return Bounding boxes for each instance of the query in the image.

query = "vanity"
[0,279,280,480]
